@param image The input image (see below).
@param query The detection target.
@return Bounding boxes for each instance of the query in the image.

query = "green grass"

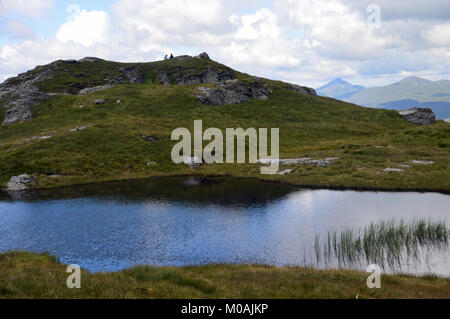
[1,251,450,299]
[315,219,450,270]
[0,58,449,192]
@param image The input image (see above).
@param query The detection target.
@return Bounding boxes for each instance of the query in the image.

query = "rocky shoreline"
[2,173,449,197]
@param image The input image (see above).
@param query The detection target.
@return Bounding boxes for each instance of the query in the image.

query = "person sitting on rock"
[164,54,168,60]
[170,53,174,59]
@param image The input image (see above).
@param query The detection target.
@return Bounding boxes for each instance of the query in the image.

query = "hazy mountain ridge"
[317,76,450,119]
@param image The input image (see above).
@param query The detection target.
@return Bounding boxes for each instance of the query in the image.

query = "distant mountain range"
[317,76,450,119]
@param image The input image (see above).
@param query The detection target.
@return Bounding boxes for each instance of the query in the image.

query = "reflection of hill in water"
[0,176,297,207]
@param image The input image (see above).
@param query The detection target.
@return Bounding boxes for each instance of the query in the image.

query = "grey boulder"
[196,52,210,59]
[286,84,318,96]
[6,175,34,191]
[257,157,339,167]
[182,156,202,169]
[92,99,105,105]
[1,68,54,126]
[157,67,235,86]
[197,80,271,105]
[78,84,114,95]
[399,108,436,125]
[383,168,404,173]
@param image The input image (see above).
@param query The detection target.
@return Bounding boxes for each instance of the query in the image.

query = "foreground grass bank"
[1,252,449,299]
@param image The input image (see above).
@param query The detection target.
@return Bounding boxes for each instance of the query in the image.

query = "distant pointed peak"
[329,77,348,84]
[317,77,351,90]
[398,76,431,84]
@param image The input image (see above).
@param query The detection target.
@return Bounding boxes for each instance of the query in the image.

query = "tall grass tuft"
[314,219,450,270]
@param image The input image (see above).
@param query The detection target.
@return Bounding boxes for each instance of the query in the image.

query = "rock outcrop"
[286,84,318,96]
[70,126,90,132]
[182,156,202,169]
[383,168,404,173]
[197,79,271,105]
[78,84,114,95]
[6,175,34,191]
[412,160,434,165]
[257,157,339,167]
[120,67,145,84]
[0,68,55,126]
[91,99,105,105]
[196,52,210,59]
[399,108,436,125]
[78,57,104,63]
[156,67,235,85]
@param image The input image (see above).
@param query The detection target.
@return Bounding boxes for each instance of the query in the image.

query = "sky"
[1,0,450,88]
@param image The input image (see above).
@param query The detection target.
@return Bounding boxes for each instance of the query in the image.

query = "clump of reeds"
[314,219,449,270]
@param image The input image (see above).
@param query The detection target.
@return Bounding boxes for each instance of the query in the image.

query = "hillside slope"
[0,55,449,192]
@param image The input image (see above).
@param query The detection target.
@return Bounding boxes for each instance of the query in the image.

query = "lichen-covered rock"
[0,68,54,126]
[78,84,114,95]
[182,156,202,169]
[197,80,271,105]
[276,169,294,175]
[25,135,54,142]
[157,67,235,85]
[412,160,434,165]
[78,57,104,63]
[91,99,105,105]
[399,108,436,125]
[383,168,404,173]
[196,52,210,59]
[257,157,339,167]
[6,175,34,191]
[70,126,90,132]
[285,83,317,96]
[120,67,144,84]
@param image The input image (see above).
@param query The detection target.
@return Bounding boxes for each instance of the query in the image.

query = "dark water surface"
[0,177,449,275]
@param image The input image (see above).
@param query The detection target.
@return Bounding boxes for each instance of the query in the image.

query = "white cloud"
[274,0,394,60]
[219,9,301,69]
[425,22,450,46]
[56,9,110,47]
[0,0,53,18]
[1,0,450,88]
[111,0,238,47]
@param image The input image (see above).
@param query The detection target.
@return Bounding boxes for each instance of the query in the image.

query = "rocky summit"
[0,52,316,126]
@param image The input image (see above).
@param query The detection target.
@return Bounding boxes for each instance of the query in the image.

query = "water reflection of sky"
[0,183,449,275]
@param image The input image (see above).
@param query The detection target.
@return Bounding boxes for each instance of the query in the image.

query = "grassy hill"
[0,56,449,192]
